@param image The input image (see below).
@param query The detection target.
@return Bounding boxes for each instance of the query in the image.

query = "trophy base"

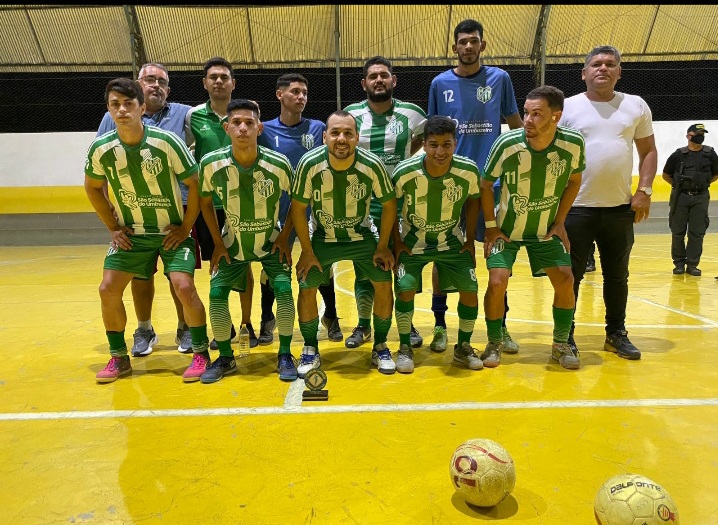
[302,390,329,401]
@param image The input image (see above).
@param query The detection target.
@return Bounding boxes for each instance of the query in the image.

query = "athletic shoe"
[297,346,321,378]
[567,334,579,356]
[429,326,448,353]
[604,330,641,360]
[175,328,192,354]
[395,344,414,374]
[277,353,298,382]
[585,257,596,273]
[210,324,236,351]
[453,342,484,370]
[345,325,371,348]
[552,342,580,370]
[480,341,503,368]
[409,325,423,348]
[371,343,396,374]
[130,327,158,357]
[246,323,259,348]
[686,266,702,277]
[200,355,237,384]
[258,316,276,345]
[321,316,343,342]
[96,356,132,383]
[182,351,211,383]
[501,327,519,354]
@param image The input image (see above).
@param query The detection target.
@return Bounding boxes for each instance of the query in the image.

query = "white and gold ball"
[449,438,516,507]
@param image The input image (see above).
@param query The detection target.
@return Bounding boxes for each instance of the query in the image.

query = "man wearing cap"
[661,123,718,276]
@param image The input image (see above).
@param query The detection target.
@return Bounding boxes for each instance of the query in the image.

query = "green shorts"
[103,235,197,280]
[396,249,477,294]
[486,236,571,277]
[211,249,292,292]
[300,238,392,289]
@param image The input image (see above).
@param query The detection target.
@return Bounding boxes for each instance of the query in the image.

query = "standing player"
[391,116,484,373]
[198,99,297,383]
[96,62,194,356]
[86,78,210,383]
[344,56,426,350]
[185,56,257,349]
[481,86,584,370]
[292,111,398,376]
[257,73,343,345]
[428,19,523,354]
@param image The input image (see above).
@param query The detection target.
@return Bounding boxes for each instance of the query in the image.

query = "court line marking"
[2,398,717,421]
[332,267,717,329]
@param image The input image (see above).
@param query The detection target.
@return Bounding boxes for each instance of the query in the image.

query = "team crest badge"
[546,151,567,181]
[347,176,367,200]
[443,180,463,204]
[387,116,404,136]
[476,86,492,103]
[301,133,314,150]
[140,149,163,177]
[253,172,274,198]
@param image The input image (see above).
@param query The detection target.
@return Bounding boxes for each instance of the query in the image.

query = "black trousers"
[669,191,710,267]
[565,204,635,335]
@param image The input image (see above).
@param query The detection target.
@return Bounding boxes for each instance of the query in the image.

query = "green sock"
[457,302,478,346]
[373,313,392,346]
[189,325,209,353]
[275,283,295,355]
[553,306,574,343]
[355,279,374,329]
[486,317,503,343]
[299,317,319,349]
[107,331,127,357]
[395,298,414,347]
[278,335,292,355]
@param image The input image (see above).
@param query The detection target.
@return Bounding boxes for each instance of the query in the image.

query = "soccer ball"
[449,438,516,507]
[594,473,680,524]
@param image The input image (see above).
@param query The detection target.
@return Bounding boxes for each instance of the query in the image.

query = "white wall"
[1,122,717,187]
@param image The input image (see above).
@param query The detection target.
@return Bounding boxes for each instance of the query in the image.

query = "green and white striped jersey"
[483,126,585,242]
[293,146,395,243]
[393,154,480,253]
[85,125,197,235]
[344,98,427,174]
[199,145,293,261]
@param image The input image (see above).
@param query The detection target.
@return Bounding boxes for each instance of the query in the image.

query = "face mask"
[690,134,705,145]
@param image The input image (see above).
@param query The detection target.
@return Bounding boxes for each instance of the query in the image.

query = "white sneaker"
[371,343,396,375]
[395,344,414,374]
[297,346,321,378]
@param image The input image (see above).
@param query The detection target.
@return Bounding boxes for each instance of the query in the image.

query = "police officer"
[661,123,718,276]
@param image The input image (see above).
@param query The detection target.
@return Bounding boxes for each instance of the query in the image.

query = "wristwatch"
[637,186,653,196]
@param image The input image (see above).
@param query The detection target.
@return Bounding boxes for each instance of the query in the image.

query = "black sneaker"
[686,266,701,277]
[258,315,276,345]
[200,355,237,384]
[585,257,596,273]
[604,330,641,360]
[567,334,579,355]
[246,323,259,348]
[345,325,371,348]
[277,353,298,382]
[673,265,685,275]
[210,324,237,350]
[409,325,423,348]
[321,316,343,342]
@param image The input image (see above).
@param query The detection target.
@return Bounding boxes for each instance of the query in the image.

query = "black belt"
[680,189,705,195]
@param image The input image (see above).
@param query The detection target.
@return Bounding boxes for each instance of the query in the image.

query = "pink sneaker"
[96,356,132,383]
[182,352,210,382]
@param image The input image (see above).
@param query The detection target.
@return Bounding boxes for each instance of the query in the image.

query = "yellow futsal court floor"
[1,234,716,524]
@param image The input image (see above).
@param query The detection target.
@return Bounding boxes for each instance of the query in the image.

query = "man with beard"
[186,57,256,350]
[428,19,523,360]
[481,86,585,370]
[344,56,426,351]
[96,63,194,357]
[258,73,343,346]
[292,111,399,376]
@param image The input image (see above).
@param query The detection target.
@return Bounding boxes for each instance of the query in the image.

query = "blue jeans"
[565,204,635,335]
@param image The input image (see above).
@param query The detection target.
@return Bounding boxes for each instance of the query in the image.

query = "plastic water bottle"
[238,324,250,358]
